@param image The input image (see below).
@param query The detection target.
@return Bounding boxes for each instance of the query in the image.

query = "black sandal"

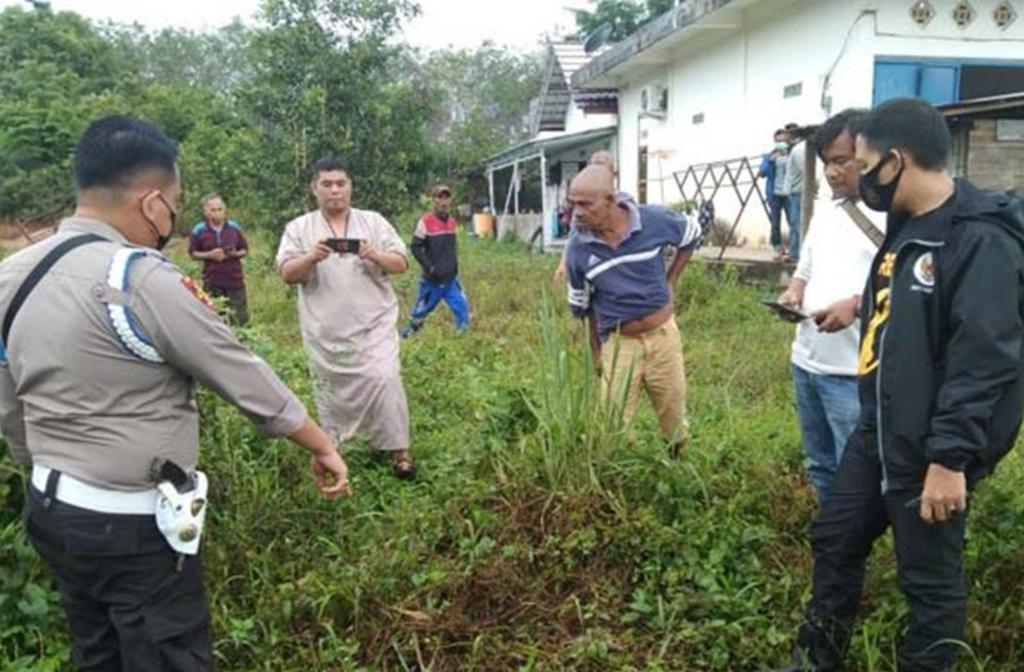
[393,457,417,481]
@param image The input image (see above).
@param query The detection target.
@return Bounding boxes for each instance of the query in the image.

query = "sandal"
[393,457,417,481]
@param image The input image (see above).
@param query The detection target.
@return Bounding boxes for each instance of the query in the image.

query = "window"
[692,112,705,125]
[874,58,1024,106]
[783,82,803,99]
[960,65,1024,100]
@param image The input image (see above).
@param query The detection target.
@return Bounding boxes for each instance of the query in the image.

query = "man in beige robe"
[276,156,416,479]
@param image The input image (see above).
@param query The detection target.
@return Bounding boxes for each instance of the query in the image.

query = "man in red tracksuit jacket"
[401,185,469,338]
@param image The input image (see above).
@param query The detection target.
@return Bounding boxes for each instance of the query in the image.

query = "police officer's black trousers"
[24,482,212,672]
[796,432,967,672]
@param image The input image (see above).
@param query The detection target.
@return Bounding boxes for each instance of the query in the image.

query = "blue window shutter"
[873,63,920,106]
[919,65,958,105]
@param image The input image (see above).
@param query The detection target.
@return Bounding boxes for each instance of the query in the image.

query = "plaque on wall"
[996,119,1024,142]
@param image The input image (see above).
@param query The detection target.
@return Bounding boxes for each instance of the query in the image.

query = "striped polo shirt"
[566,196,700,340]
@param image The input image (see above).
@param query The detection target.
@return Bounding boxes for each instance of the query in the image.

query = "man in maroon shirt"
[188,193,249,325]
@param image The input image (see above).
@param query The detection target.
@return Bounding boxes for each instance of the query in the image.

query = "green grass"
[2,229,1023,670]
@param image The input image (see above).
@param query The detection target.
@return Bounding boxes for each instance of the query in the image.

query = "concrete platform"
[696,245,794,286]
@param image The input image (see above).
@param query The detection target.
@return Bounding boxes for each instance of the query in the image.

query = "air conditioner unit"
[641,85,668,117]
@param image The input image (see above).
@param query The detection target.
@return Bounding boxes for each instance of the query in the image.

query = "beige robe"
[276,208,410,451]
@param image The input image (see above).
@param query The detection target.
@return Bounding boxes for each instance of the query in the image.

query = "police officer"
[0,116,351,671]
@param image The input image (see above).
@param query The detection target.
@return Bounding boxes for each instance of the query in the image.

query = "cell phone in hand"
[760,299,809,323]
[324,238,362,254]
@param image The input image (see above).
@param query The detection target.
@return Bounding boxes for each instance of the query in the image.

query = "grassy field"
[2,227,1023,671]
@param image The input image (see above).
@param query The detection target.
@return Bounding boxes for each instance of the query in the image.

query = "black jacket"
[410,212,458,284]
[861,180,1024,490]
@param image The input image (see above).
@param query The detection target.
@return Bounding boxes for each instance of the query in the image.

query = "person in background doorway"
[781,121,805,262]
[759,129,790,259]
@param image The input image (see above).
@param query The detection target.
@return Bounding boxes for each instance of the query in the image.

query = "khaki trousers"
[601,317,689,444]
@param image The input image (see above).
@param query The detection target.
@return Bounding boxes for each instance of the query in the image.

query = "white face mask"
[155,470,208,555]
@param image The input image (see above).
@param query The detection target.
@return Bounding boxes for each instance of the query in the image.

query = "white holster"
[155,470,208,555]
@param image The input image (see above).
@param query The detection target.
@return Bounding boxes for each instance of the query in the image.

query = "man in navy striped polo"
[566,166,701,455]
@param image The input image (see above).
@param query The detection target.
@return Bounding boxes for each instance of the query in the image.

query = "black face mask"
[859,152,904,213]
[143,192,177,251]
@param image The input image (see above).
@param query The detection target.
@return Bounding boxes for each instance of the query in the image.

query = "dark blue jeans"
[409,277,470,331]
[786,193,802,261]
[792,364,860,505]
[769,195,785,250]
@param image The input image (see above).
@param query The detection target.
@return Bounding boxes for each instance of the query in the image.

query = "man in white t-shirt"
[776,109,885,504]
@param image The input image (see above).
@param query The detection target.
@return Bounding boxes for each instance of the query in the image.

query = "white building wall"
[564,102,617,135]
[612,0,1024,246]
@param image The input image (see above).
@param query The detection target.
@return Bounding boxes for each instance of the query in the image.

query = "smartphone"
[760,299,809,323]
[324,238,361,254]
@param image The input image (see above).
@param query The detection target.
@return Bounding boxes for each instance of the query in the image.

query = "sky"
[1,0,588,52]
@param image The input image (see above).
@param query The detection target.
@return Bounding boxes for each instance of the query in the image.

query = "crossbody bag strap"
[1,234,107,349]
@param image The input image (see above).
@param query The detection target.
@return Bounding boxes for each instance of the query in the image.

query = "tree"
[572,0,676,42]
[240,0,433,221]
[0,7,135,219]
[420,44,544,186]
[113,21,254,94]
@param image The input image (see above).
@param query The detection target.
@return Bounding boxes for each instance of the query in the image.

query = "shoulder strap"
[2,234,106,349]
[840,200,885,248]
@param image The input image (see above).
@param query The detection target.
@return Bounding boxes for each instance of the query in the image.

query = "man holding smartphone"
[276,156,417,480]
[188,193,249,325]
[774,109,885,506]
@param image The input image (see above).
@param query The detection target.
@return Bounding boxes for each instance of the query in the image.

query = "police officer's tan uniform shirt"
[0,217,308,491]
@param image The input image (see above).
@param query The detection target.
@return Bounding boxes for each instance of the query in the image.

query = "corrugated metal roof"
[938,92,1024,117]
[572,0,740,89]
[484,125,618,169]
[531,41,619,134]
[551,42,591,82]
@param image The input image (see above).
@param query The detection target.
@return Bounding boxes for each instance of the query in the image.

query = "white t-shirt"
[790,200,886,376]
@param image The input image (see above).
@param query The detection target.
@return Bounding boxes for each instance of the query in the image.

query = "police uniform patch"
[913,252,935,287]
[180,276,215,310]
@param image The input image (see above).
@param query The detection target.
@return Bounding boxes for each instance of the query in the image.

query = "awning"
[484,126,617,172]
[938,93,1024,117]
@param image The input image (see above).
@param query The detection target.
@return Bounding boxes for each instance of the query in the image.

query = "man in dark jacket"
[775,97,1024,672]
[401,185,469,338]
